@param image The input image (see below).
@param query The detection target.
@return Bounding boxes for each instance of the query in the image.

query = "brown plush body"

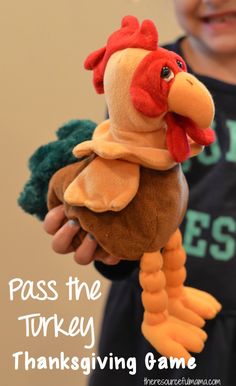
[48,157,188,260]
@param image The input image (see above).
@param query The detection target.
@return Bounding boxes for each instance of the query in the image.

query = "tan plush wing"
[64,157,140,212]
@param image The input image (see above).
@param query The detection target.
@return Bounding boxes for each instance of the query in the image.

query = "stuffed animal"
[20,16,222,361]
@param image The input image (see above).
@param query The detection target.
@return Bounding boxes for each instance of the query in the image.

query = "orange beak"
[167,72,215,128]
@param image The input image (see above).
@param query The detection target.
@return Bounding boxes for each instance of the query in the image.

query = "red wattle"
[165,113,190,163]
[185,124,215,146]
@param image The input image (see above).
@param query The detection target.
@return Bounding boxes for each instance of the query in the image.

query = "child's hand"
[43,205,121,266]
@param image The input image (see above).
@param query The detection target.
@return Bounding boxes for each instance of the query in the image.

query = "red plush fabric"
[165,113,216,162]
[130,49,187,117]
[84,15,158,93]
[165,113,190,163]
[184,118,216,145]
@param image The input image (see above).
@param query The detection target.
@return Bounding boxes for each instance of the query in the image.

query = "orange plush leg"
[139,251,207,362]
[163,228,222,328]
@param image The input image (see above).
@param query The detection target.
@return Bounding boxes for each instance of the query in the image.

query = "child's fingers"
[51,219,80,254]
[45,207,121,266]
[96,255,121,265]
[43,205,66,235]
[74,234,98,265]
[92,248,121,265]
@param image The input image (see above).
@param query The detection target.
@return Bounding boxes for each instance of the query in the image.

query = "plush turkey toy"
[41,16,222,361]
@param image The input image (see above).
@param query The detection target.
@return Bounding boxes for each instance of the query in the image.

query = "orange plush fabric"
[64,157,140,212]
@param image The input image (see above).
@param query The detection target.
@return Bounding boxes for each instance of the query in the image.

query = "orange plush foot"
[168,286,222,327]
[142,315,207,362]
[182,286,222,319]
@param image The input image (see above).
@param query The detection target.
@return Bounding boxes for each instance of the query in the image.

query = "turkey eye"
[176,59,184,69]
[161,66,174,82]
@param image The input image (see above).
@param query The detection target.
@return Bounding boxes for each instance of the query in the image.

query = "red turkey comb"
[84,15,158,93]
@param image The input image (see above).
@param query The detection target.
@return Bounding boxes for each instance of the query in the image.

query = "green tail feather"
[18,119,96,220]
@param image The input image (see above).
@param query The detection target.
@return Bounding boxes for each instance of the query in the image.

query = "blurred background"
[0,1,182,385]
